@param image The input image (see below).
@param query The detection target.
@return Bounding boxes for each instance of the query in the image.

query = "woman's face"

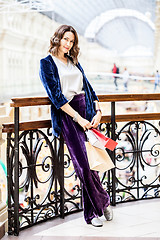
[59,31,75,55]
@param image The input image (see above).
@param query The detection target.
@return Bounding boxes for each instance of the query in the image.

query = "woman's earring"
[53,37,59,44]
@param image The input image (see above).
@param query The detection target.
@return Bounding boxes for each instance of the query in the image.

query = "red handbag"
[91,129,118,151]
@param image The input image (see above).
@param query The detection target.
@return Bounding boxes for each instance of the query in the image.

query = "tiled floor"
[2,199,160,240]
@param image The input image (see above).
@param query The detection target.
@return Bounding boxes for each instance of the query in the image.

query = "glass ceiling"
[0,0,156,55]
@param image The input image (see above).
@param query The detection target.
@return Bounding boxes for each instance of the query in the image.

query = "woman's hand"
[90,111,102,128]
[60,102,92,131]
[77,116,92,131]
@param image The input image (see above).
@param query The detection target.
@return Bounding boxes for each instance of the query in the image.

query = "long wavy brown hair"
[49,25,80,64]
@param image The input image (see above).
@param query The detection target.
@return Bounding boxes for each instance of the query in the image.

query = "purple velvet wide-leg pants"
[61,94,110,224]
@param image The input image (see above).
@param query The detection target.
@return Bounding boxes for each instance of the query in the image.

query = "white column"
[0,188,8,238]
[0,108,10,237]
[154,0,160,70]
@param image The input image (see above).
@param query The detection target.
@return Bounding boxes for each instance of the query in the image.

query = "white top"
[52,55,84,101]
[123,70,129,83]
[155,72,160,84]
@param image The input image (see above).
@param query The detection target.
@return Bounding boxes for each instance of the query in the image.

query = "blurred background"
[0,0,160,205]
[0,0,159,101]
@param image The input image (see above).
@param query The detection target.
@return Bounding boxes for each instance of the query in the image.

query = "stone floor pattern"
[2,198,160,240]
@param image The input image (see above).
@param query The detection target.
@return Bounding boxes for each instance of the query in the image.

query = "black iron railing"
[2,93,160,236]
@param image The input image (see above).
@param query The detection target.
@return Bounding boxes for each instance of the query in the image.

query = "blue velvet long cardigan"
[39,54,99,137]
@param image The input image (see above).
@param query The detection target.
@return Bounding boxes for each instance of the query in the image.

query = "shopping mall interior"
[0,0,160,239]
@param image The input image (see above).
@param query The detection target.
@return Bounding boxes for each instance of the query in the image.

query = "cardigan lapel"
[47,54,62,90]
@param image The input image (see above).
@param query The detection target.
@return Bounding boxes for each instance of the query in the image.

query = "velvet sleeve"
[39,58,68,109]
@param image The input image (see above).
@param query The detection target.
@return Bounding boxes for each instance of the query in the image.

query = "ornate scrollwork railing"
[2,93,160,235]
[6,127,82,235]
[111,121,160,203]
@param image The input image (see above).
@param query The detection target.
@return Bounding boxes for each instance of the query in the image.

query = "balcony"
[1,93,160,238]
[2,198,160,239]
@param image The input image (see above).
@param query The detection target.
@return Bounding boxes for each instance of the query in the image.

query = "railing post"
[111,102,116,206]
[106,123,111,197]
[29,131,34,224]
[14,107,19,235]
[54,136,58,216]
[59,134,64,218]
[6,132,12,235]
[136,122,140,199]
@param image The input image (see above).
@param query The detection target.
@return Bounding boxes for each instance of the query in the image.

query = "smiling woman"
[53,31,75,65]
[59,32,74,53]
[39,24,113,227]
[48,25,79,65]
